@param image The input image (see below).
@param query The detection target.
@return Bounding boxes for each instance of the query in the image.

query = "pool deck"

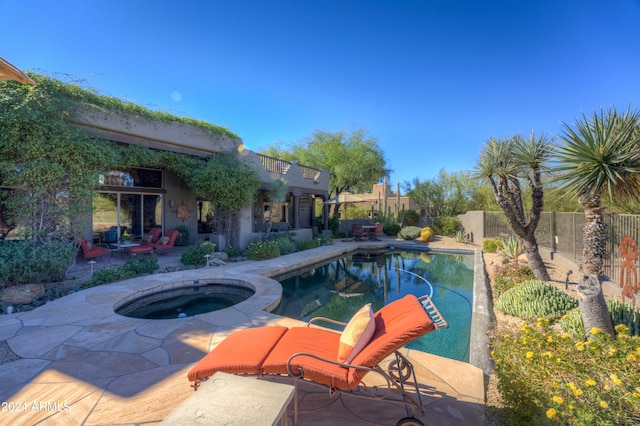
[0,239,487,425]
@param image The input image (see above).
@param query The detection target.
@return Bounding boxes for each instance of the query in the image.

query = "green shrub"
[297,239,320,251]
[89,267,122,286]
[496,280,578,320]
[454,230,466,243]
[89,254,158,286]
[246,240,280,260]
[482,238,502,253]
[491,319,640,425]
[121,253,158,275]
[560,299,640,338]
[271,232,296,255]
[0,240,76,286]
[493,262,535,294]
[328,215,340,233]
[224,246,242,258]
[181,241,214,266]
[383,223,401,236]
[402,210,420,226]
[397,226,422,240]
[313,233,334,246]
[432,216,462,237]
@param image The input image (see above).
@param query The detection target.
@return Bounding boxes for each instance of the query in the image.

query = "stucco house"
[70,106,330,250]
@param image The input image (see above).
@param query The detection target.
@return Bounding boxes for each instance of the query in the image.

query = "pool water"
[115,284,255,319]
[273,249,474,362]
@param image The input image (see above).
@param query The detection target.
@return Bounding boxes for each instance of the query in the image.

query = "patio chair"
[78,237,111,261]
[187,294,448,425]
[374,222,384,236]
[151,229,179,253]
[139,227,162,246]
[103,225,127,244]
[352,223,365,240]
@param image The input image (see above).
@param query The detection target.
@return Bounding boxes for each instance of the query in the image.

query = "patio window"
[99,168,163,189]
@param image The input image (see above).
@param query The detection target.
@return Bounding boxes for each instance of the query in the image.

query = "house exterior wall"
[163,171,197,245]
[73,107,329,249]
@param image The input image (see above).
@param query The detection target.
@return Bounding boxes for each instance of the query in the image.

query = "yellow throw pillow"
[337,303,375,363]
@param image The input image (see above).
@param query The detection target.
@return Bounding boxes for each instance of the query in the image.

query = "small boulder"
[0,284,45,305]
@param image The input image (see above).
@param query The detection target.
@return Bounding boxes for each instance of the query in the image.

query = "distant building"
[339,179,421,220]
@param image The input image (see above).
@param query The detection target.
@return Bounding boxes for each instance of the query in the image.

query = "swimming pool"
[272,249,474,362]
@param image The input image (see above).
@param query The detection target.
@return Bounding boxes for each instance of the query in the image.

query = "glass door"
[93,192,163,242]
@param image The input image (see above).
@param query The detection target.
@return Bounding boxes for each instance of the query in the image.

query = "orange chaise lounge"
[187,294,448,425]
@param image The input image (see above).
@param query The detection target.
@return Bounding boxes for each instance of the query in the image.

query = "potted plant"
[120,231,133,243]
[174,225,190,246]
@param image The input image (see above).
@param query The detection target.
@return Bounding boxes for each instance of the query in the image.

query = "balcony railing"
[257,154,322,182]
[258,154,291,175]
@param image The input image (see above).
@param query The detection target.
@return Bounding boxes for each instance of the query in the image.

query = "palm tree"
[475,132,554,281]
[553,106,640,337]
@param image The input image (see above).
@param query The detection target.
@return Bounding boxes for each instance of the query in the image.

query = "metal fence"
[484,211,640,282]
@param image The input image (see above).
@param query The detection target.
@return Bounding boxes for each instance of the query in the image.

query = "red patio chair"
[139,227,162,246]
[151,229,179,253]
[352,223,365,240]
[79,237,110,261]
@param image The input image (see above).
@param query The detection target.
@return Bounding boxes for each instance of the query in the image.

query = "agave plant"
[498,235,521,264]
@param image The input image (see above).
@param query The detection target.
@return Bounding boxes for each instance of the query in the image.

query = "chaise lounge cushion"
[187,326,288,382]
[337,303,375,363]
[261,326,352,389]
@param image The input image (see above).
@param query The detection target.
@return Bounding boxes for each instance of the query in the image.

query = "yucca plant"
[553,106,640,337]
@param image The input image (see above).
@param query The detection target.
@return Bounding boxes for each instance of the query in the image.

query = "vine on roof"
[0,74,258,243]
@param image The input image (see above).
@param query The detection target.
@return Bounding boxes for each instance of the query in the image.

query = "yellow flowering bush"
[491,319,640,425]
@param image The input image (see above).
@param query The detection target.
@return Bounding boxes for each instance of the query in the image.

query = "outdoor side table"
[161,372,295,425]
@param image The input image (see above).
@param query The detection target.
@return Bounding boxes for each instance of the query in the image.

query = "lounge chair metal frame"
[189,295,448,426]
[284,295,447,424]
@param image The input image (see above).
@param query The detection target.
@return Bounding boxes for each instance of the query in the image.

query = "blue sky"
[2,0,640,187]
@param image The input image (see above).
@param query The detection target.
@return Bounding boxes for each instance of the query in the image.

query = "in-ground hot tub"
[114,279,255,320]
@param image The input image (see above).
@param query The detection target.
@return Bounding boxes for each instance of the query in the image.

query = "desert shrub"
[492,262,535,294]
[297,239,320,251]
[482,238,502,253]
[0,240,76,286]
[402,209,420,226]
[491,319,640,425]
[496,280,578,320]
[246,240,280,260]
[431,215,462,237]
[560,299,640,338]
[454,230,466,243]
[224,246,242,258]
[271,232,296,255]
[397,226,422,240]
[181,241,215,266]
[383,223,401,236]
